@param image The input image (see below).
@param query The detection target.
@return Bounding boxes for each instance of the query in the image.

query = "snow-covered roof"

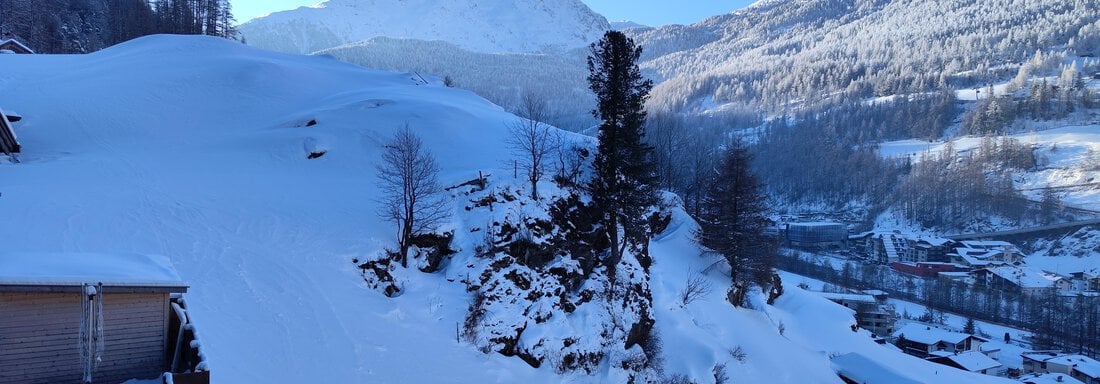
[956,247,1005,259]
[915,237,953,247]
[961,240,1019,252]
[0,253,186,291]
[831,352,925,384]
[851,231,875,239]
[892,323,971,345]
[818,292,877,303]
[1020,373,1084,384]
[957,253,1003,267]
[1075,363,1100,379]
[935,350,1002,372]
[880,233,907,259]
[789,221,843,227]
[1046,355,1100,377]
[984,266,1060,289]
[0,38,34,54]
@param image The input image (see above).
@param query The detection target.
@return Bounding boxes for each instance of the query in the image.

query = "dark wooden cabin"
[0,38,34,54]
[0,253,208,384]
[0,108,21,154]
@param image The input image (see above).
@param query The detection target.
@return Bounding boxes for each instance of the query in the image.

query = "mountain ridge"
[238,0,611,54]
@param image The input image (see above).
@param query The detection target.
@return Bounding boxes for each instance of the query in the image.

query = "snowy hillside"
[880,125,1100,211]
[630,0,1100,113]
[315,37,596,131]
[238,0,610,55]
[0,35,1019,383]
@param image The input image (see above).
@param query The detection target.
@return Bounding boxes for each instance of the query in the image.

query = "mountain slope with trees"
[633,0,1100,114]
[0,0,236,53]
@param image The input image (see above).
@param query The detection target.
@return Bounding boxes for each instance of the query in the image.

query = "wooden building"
[0,253,204,384]
[1023,352,1100,384]
[0,39,34,54]
[892,323,988,359]
[928,350,1003,375]
[818,291,897,337]
[0,108,21,154]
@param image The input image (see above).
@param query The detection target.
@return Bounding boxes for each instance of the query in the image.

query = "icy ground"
[0,35,1014,383]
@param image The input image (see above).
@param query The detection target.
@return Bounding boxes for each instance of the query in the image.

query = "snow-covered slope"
[1,35,538,383]
[879,124,1100,211]
[238,0,610,54]
[630,0,1100,113]
[314,37,597,131]
[0,35,1015,383]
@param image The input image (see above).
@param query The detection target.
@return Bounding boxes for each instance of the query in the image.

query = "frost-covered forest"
[0,0,236,53]
[634,0,1100,114]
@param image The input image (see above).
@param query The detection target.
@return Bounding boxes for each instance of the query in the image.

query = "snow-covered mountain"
[314,37,596,130]
[610,20,651,31]
[0,35,1017,383]
[631,0,1100,114]
[238,0,611,54]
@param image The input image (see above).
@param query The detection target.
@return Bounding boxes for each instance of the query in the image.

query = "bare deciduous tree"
[377,125,449,268]
[508,92,558,201]
[680,272,713,306]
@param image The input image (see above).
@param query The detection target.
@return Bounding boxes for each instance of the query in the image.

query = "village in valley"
[777,220,1100,383]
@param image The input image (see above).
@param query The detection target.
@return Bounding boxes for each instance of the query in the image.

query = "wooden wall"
[0,291,169,384]
[0,111,19,154]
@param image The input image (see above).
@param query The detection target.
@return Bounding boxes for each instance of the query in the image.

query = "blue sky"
[232,0,756,27]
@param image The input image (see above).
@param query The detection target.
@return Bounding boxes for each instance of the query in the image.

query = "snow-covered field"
[0,35,1016,383]
[1,35,539,383]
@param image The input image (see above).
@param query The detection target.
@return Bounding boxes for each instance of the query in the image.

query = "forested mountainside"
[0,0,235,53]
[633,0,1100,114]
[237,0,610,54]
[618,0,1100,233]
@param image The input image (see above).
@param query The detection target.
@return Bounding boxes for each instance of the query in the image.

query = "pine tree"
[585,30,658,271]
[695,140,774,306]
[963,317,976,335]
[1040,186,1062,225]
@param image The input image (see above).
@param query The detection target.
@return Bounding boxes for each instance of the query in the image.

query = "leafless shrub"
[729,346,747,363]
[680,273,713,306]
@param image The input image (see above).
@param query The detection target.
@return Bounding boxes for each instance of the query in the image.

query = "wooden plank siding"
[0,110,19,154]
[0,292,169,384]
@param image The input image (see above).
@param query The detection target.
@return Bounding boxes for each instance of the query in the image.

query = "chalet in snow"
[974,266,1070,297]
[1022,352,1100,384]
[0,38,34,54]
[1018,372,1084,384]
[0,108,22,155]
[892,323,990,358]
[891,323,1004,375]
[817,291,897,337]
[0,253,209,384]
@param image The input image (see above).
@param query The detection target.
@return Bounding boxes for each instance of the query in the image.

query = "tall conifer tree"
[695,140,774,306]
[586,30,657,271]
